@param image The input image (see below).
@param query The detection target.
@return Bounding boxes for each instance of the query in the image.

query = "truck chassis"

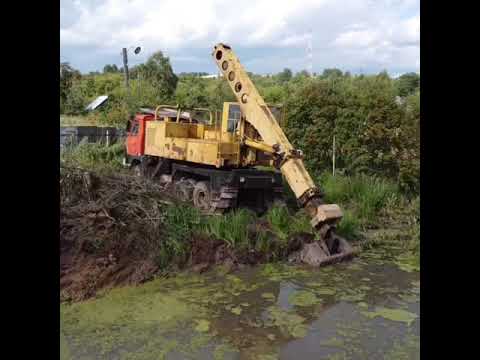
[125,155,284,214]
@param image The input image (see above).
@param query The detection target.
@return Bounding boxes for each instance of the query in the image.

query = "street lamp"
[122,46,142,93]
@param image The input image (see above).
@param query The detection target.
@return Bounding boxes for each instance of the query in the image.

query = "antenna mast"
[306,29,313,77]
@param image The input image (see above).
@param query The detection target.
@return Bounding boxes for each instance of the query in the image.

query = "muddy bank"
[60,168,318,302]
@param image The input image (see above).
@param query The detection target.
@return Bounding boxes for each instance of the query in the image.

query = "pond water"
[60,245,420,359]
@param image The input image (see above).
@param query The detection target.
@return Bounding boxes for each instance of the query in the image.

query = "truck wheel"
[193,181,211,211]
[132,163,143,177]
[175,180,193,202]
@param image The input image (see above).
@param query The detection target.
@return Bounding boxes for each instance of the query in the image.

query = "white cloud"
[334,30,379,48]
[60,0,419,74]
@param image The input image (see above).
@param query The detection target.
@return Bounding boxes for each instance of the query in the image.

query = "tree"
[63,79,88,115]
[206,78,236,111]
[60,62,81,113]
[278,68,292,83]
[395,72,420,97]
[137,51,178,101]
[321,68,343,78]
[103,64,119,73]
[297,70,310,77]
[175,76,209,108]
[396,89,420,193]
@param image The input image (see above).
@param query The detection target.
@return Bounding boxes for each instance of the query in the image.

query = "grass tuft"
[319,172,400,229]
[61,142,125,173]
[202,208,254,248]
[336,209,361,240]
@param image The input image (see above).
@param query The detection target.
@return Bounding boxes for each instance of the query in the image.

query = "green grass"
[158,204,203,269]
[201,209,254,248]
[319,172,400,228]
[60,142,125,173]
[264,206,312,241]
[405,197,420,255]
[311,172,420,249]
[336,209,361,240]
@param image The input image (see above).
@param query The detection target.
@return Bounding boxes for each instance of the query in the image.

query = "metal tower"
[306,29,313,77]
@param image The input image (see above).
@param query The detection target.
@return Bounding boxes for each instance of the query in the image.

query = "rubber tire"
[132,163,143,177]
[175,182,192,203]
[193,181,211,211]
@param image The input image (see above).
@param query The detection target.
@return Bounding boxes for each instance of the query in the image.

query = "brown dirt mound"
[60,167,177,301]
[60,167,315,302]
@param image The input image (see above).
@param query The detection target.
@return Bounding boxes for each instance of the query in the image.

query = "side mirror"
[126,119,132,132]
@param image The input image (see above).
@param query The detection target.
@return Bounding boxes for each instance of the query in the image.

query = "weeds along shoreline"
[60,143,419,302]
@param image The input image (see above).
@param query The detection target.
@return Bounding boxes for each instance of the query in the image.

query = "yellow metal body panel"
[144,120,241,168]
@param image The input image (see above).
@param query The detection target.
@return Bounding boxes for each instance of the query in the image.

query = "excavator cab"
[221,102,285,135]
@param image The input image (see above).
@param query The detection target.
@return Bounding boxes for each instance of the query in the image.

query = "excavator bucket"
[296,234,355,267]
[301,204,357,267]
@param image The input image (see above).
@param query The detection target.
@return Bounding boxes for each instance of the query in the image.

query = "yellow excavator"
[124,43,354,265]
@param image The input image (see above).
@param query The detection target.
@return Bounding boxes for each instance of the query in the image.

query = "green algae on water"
[361,307,418,326]
[213,343,239,360]
[357,302,368,309]
[314,287,336,296]
[337,289,366,302]
[256,354,278,360]
[260,263,309,282]
[384,333,420,360]
[261,292,276,301]
[194,319,210,332]
[231,306,242,315]
[60,331,72,360]
[265,306,308,339]
[325,351,348,360]
[288,290,320,307]
[395,261,420,273]
[346,262,363,271]
[321,337,344,348]
[394,253,420,273]
[399,292,420,304]
[305,281,336,296]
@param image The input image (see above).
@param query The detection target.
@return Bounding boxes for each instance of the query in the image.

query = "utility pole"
[122,48,130,94]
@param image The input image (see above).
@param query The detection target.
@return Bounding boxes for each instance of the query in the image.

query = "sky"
[60,0,419,76]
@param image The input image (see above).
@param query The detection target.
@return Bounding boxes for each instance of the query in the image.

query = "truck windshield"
[131,121,139,135]
[226,104,282,132]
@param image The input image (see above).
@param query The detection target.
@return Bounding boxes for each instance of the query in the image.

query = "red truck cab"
[125,113,154,159]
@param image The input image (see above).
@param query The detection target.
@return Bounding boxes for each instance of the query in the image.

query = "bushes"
[284,74,419,194]
[318,172,400,236]
[60,142,125,172]
[336,209,360,239]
